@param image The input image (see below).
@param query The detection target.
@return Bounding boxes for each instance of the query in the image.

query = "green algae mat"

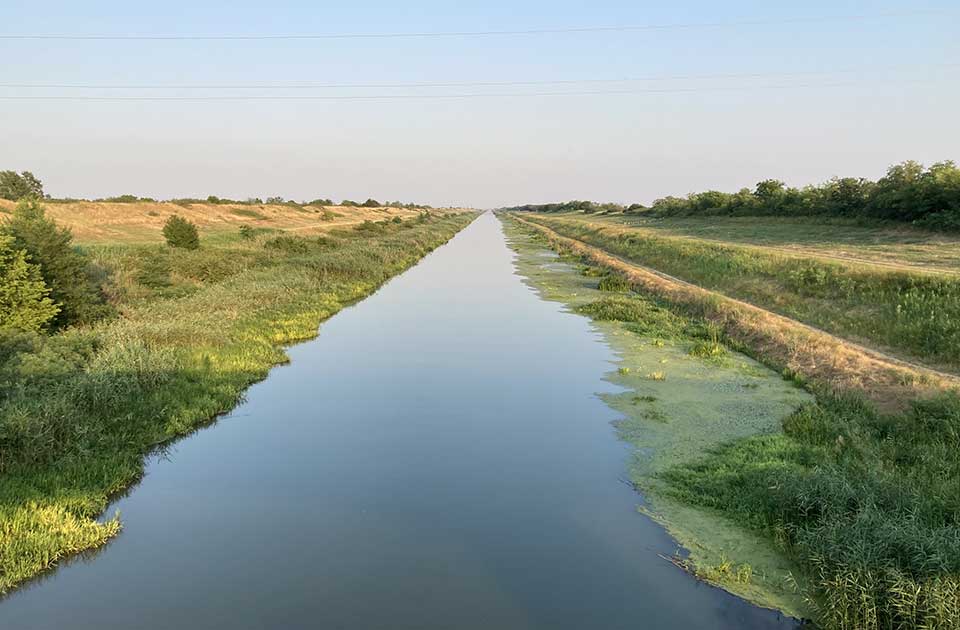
[502,216,815,619]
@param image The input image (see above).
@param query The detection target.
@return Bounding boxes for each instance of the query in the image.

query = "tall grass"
[0,212,475,593]
[511,216,960,629]
[527,215,960,371]
[663,394,960,629]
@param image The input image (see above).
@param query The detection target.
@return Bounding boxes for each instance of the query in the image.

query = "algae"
[501,215,815,619]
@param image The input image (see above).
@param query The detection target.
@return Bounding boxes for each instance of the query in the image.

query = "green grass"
[525,214,960,372]
[597,214,960,270]
[0,212,475,594]
[506,214,960,629]
[664,394,960,629]
[503,216,814,617]
[230,207,269,220]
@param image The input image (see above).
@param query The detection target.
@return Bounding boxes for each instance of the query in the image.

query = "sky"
[1,1,958,208]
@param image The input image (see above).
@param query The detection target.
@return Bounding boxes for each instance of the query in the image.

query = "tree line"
[505,160,960,231]
[0,173,432,210]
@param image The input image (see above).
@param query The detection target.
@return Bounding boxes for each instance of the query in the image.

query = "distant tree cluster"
[386,201,434,210]
[1,173,433,212]
[95,195,157,203]
[506,161,960,231]
[646,161,960,229]
[0,171,44,201]
[503,200,627,214]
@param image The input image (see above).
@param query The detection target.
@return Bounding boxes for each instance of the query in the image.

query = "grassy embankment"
[0,208,476,594]
[591,214,960,271]
[502,217,815,617]
[0,198,443,244]
[522,213,960,375]
[507,213,960,629]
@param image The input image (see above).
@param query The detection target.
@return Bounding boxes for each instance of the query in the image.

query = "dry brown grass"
[0,199,469,244]
[511,214,959,410]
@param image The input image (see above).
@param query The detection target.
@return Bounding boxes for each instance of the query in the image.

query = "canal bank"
[1,212,800,629]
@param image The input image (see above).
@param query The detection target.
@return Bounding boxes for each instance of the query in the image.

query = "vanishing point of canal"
[0,213,796,629]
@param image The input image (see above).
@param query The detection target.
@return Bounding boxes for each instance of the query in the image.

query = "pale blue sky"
[1,1,957,207]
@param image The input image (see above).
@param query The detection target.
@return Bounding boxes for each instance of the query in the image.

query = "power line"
[2,64,957,90]
[0,9,946,41]
[0,78,948,101]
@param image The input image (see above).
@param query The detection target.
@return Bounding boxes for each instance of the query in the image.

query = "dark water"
[0,213,796,629]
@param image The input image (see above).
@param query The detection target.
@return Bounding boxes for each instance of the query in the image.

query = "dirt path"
[558,216,960,276]
[512,214,959,407]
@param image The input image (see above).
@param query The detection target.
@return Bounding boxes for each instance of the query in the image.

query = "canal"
[0,213,795,629]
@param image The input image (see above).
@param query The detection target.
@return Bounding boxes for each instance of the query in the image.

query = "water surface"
[0,213,796,629]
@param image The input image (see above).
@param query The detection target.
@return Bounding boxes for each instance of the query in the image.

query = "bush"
[0,171,43,201]
[238,225,255,240]
[0,235,59,332]
[162,215,200,250]
[263,235,333,255]
[597,273,632,292]
[664,394,960,628]
[96,194,155,203]
[2,199,111,328]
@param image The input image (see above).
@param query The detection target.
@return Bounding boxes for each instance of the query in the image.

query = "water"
[0,213,796,629]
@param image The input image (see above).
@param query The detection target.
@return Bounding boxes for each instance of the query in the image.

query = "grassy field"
[521,213,960,374]
[0,209,475,594]
[0,198,452,244]
[592,213,960,272]
[508,213,960,629]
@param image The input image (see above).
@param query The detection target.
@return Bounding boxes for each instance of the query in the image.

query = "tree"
[362,198,381,208]
[162,214,200,249]
[754,179,786,203]
[0,235,59,332]
[0,171,44,201]
[2,199,110,328]
[869,161,926,221]
[824,177,871,216]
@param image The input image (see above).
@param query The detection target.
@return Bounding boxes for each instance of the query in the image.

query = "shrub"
[238,225,255,240]
[664,394,960,629]
[0,235,59,332]
[97,194,155,203]
[264,235,311,255]
[597,273,632,292]
[0,171,43,201]
[2,199,111,328]
[162,215,200,250]
[264,235,334,255]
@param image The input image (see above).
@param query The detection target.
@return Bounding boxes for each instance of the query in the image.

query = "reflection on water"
[0,213,797,629]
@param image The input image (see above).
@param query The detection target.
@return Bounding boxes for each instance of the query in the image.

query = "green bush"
[597,273,632,292]
[162,215,200,250]
[96,195,155,203]
[2,199,112,328]
[263,235,333,255]
[0,236,59,332]
[664,394,960,628]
